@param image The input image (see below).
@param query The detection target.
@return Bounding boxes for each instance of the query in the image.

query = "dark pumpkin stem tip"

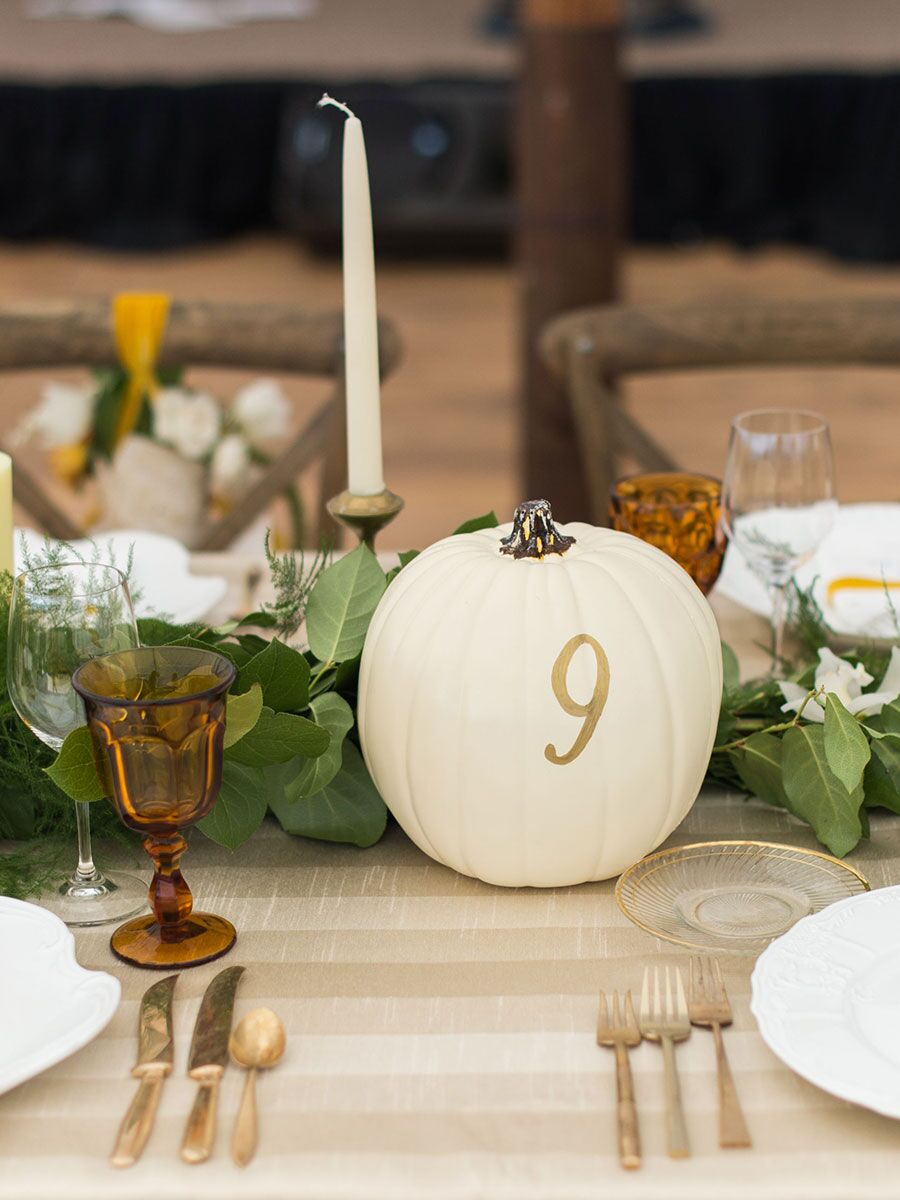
[499,499,575,560]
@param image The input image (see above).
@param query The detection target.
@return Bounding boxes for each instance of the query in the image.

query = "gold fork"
[688,956,752,1149]
[596,990,641,1170]
[639,966,691,1159]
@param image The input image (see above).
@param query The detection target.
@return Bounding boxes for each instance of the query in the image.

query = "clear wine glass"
[7,561,146,926]
[721,409,838,669]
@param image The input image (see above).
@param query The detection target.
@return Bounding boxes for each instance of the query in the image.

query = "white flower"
[210,433,252,499]
[153,388,221,461]
[12,381,94,448]
[779,646,900,724]
[232,378,289,448]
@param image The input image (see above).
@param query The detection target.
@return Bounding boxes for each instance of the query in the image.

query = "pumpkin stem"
[499,499,575,560]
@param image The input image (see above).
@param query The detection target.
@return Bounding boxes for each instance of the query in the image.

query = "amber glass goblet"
[72,645,237,970]
[609,471,726,594]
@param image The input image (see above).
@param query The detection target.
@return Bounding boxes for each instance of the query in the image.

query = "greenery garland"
[2,524,899,900]
[0,513,498,897]
[709,581,900,857]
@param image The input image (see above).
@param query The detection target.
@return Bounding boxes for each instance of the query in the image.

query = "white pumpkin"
[358,501,722,887]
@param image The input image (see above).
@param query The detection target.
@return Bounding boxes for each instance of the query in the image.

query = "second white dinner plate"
[716,502,900,640]
[752,884,900,1120]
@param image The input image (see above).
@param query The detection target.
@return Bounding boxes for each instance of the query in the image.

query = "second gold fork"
[639,965,691,1159]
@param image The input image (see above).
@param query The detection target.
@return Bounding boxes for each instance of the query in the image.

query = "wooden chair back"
[540,297,900,522]
[0,299,401,549]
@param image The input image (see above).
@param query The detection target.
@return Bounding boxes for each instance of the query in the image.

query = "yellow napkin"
[112,292,170,446]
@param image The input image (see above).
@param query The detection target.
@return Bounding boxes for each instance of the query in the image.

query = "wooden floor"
[1,235,898,550]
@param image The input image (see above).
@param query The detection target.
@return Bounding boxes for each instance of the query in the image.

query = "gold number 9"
[545,634,610,766]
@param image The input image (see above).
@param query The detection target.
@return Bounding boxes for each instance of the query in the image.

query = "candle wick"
[317,93,356,120]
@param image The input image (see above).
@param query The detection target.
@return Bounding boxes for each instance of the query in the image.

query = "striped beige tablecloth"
[3,587,900,1200]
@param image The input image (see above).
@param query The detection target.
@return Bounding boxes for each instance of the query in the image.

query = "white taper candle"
[319,94,384,496]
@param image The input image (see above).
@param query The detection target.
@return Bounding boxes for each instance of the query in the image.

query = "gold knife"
[110,973,178,1169]
[181,964,245,1164]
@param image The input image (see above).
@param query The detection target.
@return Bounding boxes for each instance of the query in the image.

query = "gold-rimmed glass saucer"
[615,841,869,955]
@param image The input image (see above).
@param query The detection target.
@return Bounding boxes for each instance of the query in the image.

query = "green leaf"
[398,550,419,568]
[714,710,737,747]
[89,368,126,461]
[269,741,387,847]
[334,652,362,695]
[232,610,277,630]
[878,699,900,735]
[197,761,268,850]
[863,753,900,812]
[732,732,789,808]
[782,725,864,857]
[223,683,263,750]
[44,726,105,802]
[226,706,329,767]
[873,732,900,791]
[452,511,499,535]
[136,617,200,646]
[268,693,354,805]
[823,694,871,795]
[167,635,238,663]
[236,638,310,713]
[306,544,387,664]
[721,642,740,694]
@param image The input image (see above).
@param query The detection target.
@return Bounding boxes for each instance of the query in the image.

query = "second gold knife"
[180,964,245,1164]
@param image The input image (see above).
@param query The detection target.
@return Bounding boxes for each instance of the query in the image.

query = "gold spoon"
[228,1007,286,1167]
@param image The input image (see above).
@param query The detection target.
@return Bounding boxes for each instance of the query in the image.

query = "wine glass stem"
[74,800,100,883]
[771,581,788,670]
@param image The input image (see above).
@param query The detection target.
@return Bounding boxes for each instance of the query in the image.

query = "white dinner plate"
[0,897,120,1096]
[716,502,900,640]
[15,528,228,624]
[752,885,900,1119]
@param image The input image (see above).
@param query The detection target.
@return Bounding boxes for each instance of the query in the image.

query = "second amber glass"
[610,472,726,594]
[72,645,237,969]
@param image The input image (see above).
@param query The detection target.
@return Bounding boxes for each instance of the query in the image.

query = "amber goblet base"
[111,913,236,969]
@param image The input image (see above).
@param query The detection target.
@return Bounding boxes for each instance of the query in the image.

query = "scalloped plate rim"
[0,897,120,1096]
[751,884,900,1120]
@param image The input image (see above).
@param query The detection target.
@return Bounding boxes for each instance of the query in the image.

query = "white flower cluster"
[153,378,290,500]
[779,646,900,723]
[11,381,95,449]
[15,374,291,504]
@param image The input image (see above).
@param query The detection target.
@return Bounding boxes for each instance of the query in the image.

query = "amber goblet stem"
[143,834,194,942]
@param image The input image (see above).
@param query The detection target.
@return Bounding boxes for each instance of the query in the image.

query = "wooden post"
[518,0,625,520]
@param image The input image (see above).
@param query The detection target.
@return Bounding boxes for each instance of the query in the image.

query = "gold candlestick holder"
[327,487,405,551]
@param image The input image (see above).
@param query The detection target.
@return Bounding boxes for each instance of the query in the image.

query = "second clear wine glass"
[7,561,146,926]
[721,409,838,668]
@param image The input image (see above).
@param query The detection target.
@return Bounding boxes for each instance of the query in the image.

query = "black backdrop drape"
[1,72,899,260]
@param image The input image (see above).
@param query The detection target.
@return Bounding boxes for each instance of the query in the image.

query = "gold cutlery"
[229,1007,287,1167]
[110,974,178,1168]
[688,956,752,1149]
[596,990,641,1170]
[639,965,691,1159]
[181,964,245,1164]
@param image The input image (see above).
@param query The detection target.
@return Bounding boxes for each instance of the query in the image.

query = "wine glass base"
[110,912,236,969]
[41,870,147,928]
